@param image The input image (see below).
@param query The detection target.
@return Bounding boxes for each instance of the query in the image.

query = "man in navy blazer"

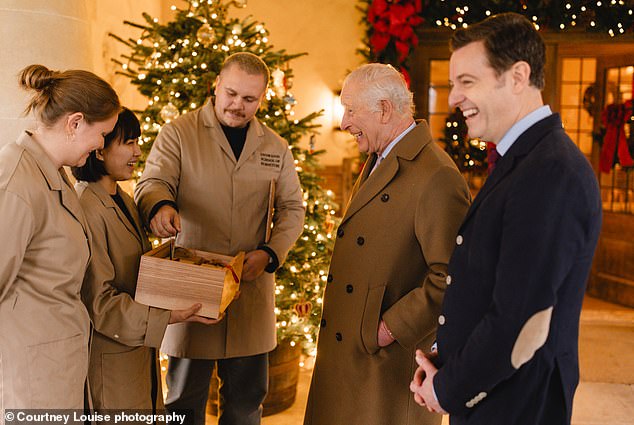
[410,12,602,425]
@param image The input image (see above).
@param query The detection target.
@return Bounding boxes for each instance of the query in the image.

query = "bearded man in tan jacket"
[135,52,305,425]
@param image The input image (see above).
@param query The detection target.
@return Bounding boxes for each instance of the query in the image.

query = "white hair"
[343,63,414,115]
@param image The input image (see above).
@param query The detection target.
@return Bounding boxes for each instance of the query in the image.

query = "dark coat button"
[321,319,327,327]
[327,274,333,283]
[337,227,345,238]
[336,332,342,341]
[381,193,389,202]
[357,236,365,245]
[346,284,353,293]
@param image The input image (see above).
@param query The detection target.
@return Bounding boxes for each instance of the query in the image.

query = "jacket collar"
[201,98,266,169]
[342,120,432,223]
[462,113,565,225]
[17,131,63,191]
[17,131,89,236]
[81,181,147,247]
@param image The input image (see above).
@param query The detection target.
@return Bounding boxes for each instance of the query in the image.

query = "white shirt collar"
[379,121,416,161]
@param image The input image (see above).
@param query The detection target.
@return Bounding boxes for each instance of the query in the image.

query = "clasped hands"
[376,321,447,414]
[410,349,447,414]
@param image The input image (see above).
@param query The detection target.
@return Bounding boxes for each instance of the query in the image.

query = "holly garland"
[359,0,634,79]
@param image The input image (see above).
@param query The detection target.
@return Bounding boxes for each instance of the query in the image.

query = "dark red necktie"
[487,142,500,175]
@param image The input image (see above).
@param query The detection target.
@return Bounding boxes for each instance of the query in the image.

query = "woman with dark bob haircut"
[0,64,119,410]
[73,108,220,410]
[72,107,142,182]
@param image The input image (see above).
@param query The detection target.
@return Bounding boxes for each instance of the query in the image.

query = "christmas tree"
[110,0,336,356]
[443,108,488,175]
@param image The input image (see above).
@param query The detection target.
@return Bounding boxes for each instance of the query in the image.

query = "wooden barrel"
[207,341,301,417]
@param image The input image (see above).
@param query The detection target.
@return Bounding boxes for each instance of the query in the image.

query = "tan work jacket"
[135,99,305,358]
[77,181,170,409]
[0,132,91,413]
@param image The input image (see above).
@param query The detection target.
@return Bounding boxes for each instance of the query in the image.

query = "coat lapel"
[359,154,377,186]
[343,154,398,223]
[17,132,90,237]
[342,121,430,224]
[202,99,237,164]
[236,119,264,170]
[87,182,145,247]
[202,98,265,168]
[120,186,151,252]
[343,153,376,212]
[59,168,90,236]
[460,114,565,225]
[460,149,516,225]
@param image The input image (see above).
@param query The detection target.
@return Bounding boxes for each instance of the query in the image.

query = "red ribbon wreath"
[600,100,633,173]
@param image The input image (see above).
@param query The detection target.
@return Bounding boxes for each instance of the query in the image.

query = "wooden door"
[588,51,634,307]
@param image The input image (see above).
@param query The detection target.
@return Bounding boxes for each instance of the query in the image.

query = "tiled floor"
[207,371,633,425]
[201,296,634,425]
[573,382,634,425]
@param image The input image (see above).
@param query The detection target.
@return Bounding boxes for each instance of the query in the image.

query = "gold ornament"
[233,0,248,7]
[196,23,216,46]
[160,102,180,123]
[231,23,243,35]
[293,301,312,318]
[325,213,335,234]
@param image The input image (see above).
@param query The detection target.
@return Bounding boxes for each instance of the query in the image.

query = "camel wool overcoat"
[135,99,305,359]
[304,122,471,425]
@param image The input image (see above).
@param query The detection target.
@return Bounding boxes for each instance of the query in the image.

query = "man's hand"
[377,319,396,347]
[410,349,447,414]
[150,205,181,237]
[242,249,270,281]
[169,303,224,325]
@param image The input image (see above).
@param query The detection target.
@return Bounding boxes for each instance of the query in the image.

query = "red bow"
[600,100,633,173]
[368,0,423,63]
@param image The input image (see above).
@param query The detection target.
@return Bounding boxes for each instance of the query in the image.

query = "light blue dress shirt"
[496,105,552,156]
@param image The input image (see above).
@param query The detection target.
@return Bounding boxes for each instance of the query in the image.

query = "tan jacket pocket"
[360,282,387,355]
[101,347,153,409]
[27,333,87,408]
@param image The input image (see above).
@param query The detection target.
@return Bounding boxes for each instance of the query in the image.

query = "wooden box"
[135,241,244,319]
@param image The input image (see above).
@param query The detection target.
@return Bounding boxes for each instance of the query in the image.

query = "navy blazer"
[434,114,602,425]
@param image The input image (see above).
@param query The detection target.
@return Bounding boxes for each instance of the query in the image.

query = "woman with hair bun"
[0,64,120,411]
[72,108,220,411]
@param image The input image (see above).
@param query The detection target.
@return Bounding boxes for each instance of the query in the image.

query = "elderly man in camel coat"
[304,64,471,425]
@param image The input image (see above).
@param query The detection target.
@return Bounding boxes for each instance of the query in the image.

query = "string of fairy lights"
[427,1,634,173]
[424,1,634,36]
[358,0,634,70]
[357,0,634,175]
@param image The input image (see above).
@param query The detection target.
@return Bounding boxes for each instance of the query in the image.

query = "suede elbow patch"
[511,307,553,369]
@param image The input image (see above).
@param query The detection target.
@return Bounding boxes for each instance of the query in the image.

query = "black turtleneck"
[221,123,249,161]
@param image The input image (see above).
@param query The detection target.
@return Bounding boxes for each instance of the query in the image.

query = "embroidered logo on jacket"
[259,152,282,169]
